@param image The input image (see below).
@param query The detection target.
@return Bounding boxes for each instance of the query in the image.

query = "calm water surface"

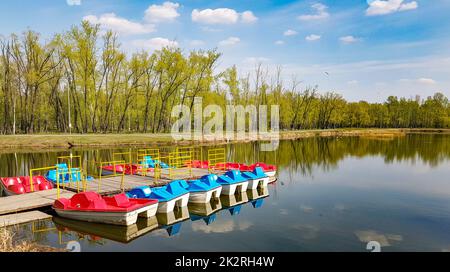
[2,134,450,252]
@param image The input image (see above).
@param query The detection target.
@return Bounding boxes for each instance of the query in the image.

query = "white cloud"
[284,29,298,36]
[340,35,360,44]
[67,0,81,5]
[306,34,321,41]
[366,0,418,16]
[417,78,436,85]
[241,11,258,23]
[192,8,239,24]
[83,13,155,35]
[275,40,285,45]
[189,40,205,47]
[347,80,359,85]
[219,37,240,47]
[131,37,179,51]
[144,2,180,23]
[298,3,330,21]
[192,8,258,24]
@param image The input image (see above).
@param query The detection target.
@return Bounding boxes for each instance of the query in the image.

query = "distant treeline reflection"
[0,134,448,178]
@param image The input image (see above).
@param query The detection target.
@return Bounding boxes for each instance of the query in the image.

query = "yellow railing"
[29,166,59,196]
[96,160,126,192]
[32,220,56,234]
[57,155,82,170]
[208,147,226,172]
[168,148,193,180]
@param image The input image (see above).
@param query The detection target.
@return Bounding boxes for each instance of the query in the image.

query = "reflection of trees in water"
[228,134,450,176]
[0,135,448,177]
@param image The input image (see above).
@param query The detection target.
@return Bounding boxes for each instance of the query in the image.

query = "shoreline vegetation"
[0,128,448,150]
[0,228,62,252]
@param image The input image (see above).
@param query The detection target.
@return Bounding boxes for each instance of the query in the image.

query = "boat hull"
[220,181,249,196]
[156,193,190,213]
[188,187,222,204]
[247,177,270,190]
[265,171,277,178]
[54,203,158,226]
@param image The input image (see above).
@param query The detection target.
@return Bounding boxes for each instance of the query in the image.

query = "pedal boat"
[217,170,249,196]
[180,175,222,204]
[101,164,139,176]
[250,163,277,178]
[45,164,94,184]
[186,160,210,169]
[242,167,270,190]
[53,192,159,226]
[0,176,53,196]
[127,181,190,214]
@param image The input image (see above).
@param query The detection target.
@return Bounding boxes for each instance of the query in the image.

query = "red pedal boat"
[249,163,277,177]
[101,164,140,175]
[0,176,53,196]
[53,192,159,226]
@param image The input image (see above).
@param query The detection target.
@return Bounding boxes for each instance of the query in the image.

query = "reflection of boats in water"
[247,187,270,209]
[156,206,190,236]
[189,200,223,225]
[220,191,249,216]
[53,216,159,244]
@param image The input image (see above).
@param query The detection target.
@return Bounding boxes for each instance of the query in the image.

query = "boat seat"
[105,194,133,208]
[70,192,108,210]
[8,184,26,194]
[2,177,21,187]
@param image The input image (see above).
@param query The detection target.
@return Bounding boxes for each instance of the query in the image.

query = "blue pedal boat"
[217,170,249,196]
[242,167,270,190]
[140,156,171,169]
[180,175,222,204]
[127,181,190,213]
[45,163,94,185]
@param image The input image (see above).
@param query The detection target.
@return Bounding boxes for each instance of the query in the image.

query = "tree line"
[0,21,449,135]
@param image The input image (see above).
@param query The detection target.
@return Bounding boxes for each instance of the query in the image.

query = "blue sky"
[0,0,449,102]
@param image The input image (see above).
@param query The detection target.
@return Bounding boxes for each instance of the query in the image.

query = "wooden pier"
[0,189,74,216]
[0,211,52,228]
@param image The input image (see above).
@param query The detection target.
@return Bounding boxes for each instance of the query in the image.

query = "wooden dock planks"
[0,211,52,228]
[0,189,74,215]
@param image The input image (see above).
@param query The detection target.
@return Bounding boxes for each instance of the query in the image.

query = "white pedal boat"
[180,175,222,204]
[217,170,249,196]
[242,167,270,190]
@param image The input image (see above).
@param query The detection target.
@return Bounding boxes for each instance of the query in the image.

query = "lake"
[2,134,450,252]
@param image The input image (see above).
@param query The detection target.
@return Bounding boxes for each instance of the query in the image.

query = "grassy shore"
[0,128,448,150]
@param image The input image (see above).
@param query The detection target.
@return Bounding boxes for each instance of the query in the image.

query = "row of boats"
[0,159,277,228]
[52,166,276,226]
[54,187,269,243]
[53,167,276,226]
